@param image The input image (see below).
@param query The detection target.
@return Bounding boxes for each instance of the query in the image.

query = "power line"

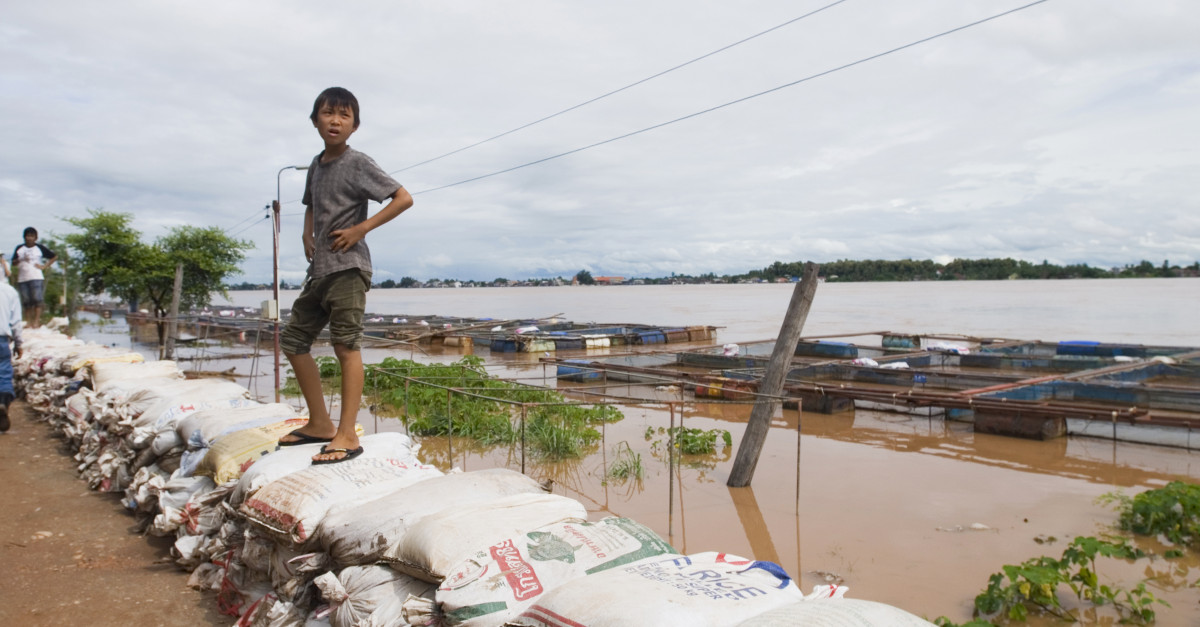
[223,206,268,235]
[228,214,270,239]
[411,0,1051,197]
[390,0,851,175]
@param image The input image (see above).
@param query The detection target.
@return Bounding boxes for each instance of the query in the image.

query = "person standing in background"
[11,227,56,329]
[0,276,22,432]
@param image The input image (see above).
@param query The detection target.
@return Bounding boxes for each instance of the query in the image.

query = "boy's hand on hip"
[329,224,367,252]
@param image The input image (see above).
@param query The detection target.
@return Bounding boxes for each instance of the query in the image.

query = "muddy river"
[78,278,1200,624]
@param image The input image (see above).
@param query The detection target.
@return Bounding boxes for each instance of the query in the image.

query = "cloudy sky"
[2,0,1197,283]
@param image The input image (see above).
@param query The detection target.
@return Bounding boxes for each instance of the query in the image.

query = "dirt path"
[0,401,226,626]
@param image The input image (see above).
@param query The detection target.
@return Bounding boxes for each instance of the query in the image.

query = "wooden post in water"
[164,263,183,360]
[727,262,820,488]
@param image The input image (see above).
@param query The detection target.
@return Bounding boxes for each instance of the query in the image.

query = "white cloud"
[2,0,1198,281]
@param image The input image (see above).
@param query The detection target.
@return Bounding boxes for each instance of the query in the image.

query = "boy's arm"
[329,188,414,253]
[303,207,316,262]
[39,244,56,270]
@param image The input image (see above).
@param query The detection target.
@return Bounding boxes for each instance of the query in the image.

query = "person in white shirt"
[0,279,22,432]
[11,226,56,329]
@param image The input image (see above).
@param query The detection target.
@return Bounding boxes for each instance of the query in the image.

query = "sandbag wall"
[14,327,933,627]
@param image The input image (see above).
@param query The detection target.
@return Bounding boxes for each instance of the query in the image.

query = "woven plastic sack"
[318,468,545,567]
[408,517,676,626]
[175,404,303,476]
[177,403,299,446]
[68,350,144,373]
[228,431,411,507]
[509,552,805,627]
[240,453,441,546]
[143,397,262,455]
[117,378,252,427]
[90,359,181,389]
[315,566,436,627]
[386,492,588,583]
[193,417,311,484]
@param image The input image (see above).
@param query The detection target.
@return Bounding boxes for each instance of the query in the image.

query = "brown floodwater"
[305,331,1200,625]
[384,378,1200,625]
[81,279,1200,624]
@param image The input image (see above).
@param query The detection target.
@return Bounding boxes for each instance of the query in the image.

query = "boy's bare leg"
[281,351,337,441]
[312,344,363,462]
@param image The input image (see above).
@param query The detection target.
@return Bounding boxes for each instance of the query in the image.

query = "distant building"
[594,276,626,285]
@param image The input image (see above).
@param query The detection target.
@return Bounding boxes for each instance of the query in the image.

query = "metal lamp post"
[274,165,309,402]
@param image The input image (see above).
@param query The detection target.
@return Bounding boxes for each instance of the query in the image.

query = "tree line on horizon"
[754,258,1200,283]
[225,257,1200,290]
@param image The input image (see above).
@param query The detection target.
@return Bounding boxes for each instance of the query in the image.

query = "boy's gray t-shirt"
[302,147,402,279]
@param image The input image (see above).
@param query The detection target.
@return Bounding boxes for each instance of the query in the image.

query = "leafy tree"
[34,236,79,319]
[61,209,146,305]
[63,208,253,346]
[379,278,396,288]
[574,269,595,285]
[399,276,418,288]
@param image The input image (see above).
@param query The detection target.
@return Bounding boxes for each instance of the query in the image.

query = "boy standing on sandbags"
[0,278,23,432]
[277,87,413,464]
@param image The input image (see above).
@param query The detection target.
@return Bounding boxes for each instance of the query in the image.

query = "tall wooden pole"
[164,263,183,360]
[727,262,820,487]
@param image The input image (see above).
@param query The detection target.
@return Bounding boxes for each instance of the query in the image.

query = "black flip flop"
[277,429,334,447]
[312,445,365,465]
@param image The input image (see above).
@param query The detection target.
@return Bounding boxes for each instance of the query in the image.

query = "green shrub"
[1105,481,1200,547]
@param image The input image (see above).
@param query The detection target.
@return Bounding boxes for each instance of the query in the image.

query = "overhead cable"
[411,0,1051,196]
[391,0,851,175]
[223,208,268,235]
[227,214,270,239]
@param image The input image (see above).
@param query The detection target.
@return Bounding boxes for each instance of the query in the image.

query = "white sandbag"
[241,453,441,546]
[144,397,262,455]
[411,517,677,626]
[97,376,190,406]
[364,595,415,627]
[175,404,302,477]
[317,468,546,567]
[64,391,93,425]
[178,482,238,537]
[67,349,144,373]
[229,431,414,507]
[193,417,311,484]
[177,403,299,447]
[90,359,181,389]
[734,598,935,626]
[508,552,806,627]
[152,475,216,536]
[387,492,588,583]
[117,378,252,428]
[315,566,436,627]
[123,463,171,515]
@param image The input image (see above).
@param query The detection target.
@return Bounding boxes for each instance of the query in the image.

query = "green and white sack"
[405,517,676,626]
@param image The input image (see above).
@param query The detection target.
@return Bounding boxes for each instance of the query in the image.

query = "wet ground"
[49,313,1200,624]
[0,402,223,626]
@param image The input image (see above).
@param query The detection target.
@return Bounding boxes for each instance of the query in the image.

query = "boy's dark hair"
[310,87,360,128]
[23,227,37,238]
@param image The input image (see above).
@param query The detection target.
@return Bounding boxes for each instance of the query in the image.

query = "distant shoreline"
[227,257,1200,290]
